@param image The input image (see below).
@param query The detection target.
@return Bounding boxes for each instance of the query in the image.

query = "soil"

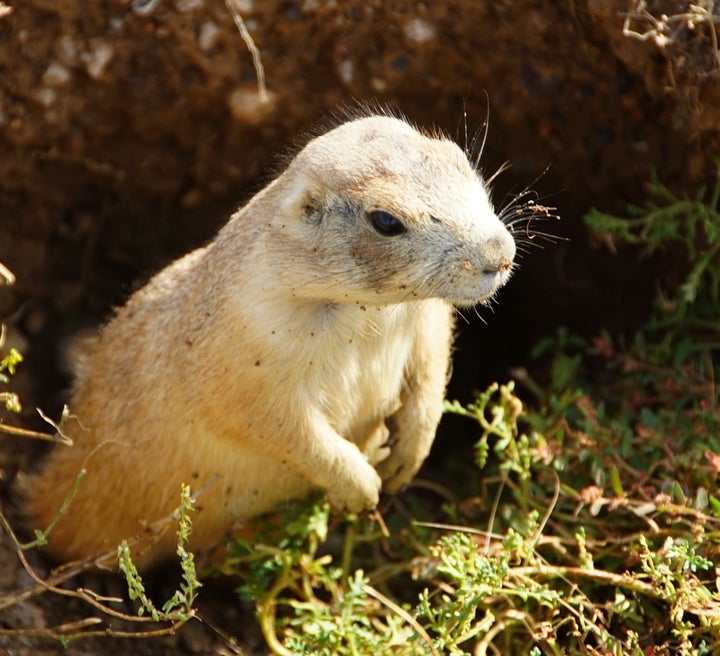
[1,1,719,654]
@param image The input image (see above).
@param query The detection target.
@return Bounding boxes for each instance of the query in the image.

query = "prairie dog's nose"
[484,229,516,273]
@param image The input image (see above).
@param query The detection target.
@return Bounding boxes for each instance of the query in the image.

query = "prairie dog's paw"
[375,446,423,494]
[325,459,382,514]
[377,463,410,494]
[362,422,392,466]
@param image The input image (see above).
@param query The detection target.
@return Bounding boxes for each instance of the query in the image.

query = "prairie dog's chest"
[322,307,415,415]
[256,301,421,435]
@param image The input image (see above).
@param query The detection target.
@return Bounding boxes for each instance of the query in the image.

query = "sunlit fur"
[22,116,516,566]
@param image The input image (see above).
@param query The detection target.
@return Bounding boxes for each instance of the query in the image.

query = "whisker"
[485,161,512,187]
[461,100,469,156]
[473,91,491,172]
[498,190,541,218]
[453,306,472,326]
[457,94,491,175]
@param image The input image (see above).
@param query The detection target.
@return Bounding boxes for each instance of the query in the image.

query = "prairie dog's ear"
[301,192,323,224]
[276,168,319,217]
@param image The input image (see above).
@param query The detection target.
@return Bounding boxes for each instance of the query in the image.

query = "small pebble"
[227,87,277,125]
[403,18,436,43]
[199,21,220,51]
[42,61,71,87]
[176,0,204,12]
[83,40,114,79]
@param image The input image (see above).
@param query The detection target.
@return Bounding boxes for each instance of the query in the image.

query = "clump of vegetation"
[585,171,719,367]
[0,316,202,645]
[0,345,23,414]
[217,173,720,654]
[118,483,202,624]
[0,479,202,646]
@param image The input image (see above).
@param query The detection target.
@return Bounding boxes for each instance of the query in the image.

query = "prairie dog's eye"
[368,210,406,236]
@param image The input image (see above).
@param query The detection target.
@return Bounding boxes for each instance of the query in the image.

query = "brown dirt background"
[1,1,719,654]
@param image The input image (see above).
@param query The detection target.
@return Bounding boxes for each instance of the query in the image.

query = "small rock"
[176,0,204,12]
[83,40,114,80]
[228,0,253,11]
[34,87,56,107]
[56,35,78,66]
[131,0,160,15]
[403,18,436,43]
[227,87,277,125]
[337,59,354,84]
[42,61,71,87]
[199,21,220,51]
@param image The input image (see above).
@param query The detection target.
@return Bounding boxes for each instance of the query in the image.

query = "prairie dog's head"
[271,115,516,308]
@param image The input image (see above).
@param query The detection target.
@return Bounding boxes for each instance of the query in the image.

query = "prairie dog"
[23,114,516,566]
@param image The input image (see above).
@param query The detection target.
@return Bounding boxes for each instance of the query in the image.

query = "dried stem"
[225,0,268,102]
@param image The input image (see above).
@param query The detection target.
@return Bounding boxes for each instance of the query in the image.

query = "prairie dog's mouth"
[443,265,514,308]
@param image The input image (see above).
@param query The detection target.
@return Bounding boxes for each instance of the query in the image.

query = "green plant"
[0,344,23,413]
[219,497,414,656]
[585,171,720,367]
[0,481,203,645]
[119,483,202,623]
[0,328,73,444]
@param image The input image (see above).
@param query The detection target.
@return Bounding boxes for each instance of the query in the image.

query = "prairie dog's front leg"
[292,410,383,512]
[376,303,454,492]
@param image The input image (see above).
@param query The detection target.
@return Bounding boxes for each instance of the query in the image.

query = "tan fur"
[21,115,515,566]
